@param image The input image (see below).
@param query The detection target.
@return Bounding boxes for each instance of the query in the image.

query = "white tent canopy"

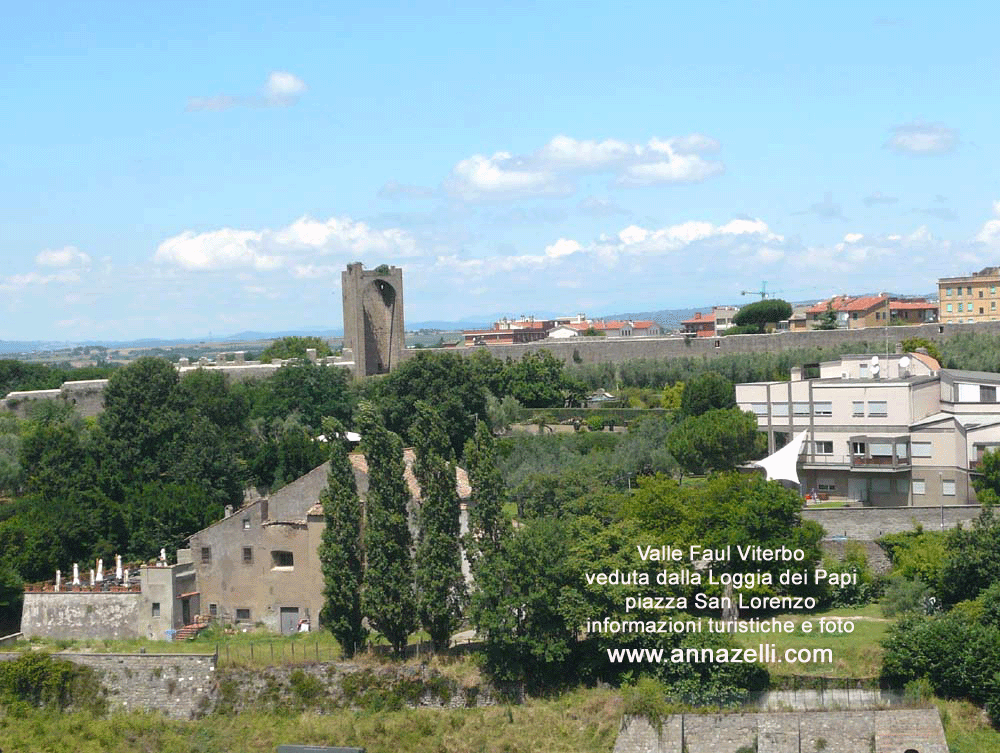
[752,429,808,485]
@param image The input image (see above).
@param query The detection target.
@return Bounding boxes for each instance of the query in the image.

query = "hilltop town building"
[939,266,1000,323]
[736,351,1000,506]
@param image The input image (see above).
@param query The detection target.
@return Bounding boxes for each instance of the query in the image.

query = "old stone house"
[186,449,471,634]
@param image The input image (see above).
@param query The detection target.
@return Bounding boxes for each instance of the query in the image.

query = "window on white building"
[868,401,888,417]
[942,479,956,496]
[793,403,810,416]
[912,479,926,494]
[912,442,932,458]
[814,441,834,454]
[852,401,864,417]
[814,402,833,416]
[772,403,789,417]
[750,403,768,416]
[817,479,836,492]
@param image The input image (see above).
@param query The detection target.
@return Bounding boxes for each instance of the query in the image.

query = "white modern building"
[736,352,1000,506]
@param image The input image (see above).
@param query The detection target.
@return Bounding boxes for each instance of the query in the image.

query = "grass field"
[0,687,623,753]
[732,603,890,679]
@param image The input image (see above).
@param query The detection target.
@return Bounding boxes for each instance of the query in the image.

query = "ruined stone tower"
[341,262,405,377]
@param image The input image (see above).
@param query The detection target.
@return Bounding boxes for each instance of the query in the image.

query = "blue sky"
[3,1,999,340]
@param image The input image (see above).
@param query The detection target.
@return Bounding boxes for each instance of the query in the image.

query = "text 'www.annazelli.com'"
[606,645,833,664]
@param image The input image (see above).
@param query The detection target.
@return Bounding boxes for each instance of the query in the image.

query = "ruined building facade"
[341,262,405,377]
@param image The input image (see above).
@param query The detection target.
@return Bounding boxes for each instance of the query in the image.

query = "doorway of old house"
[280,607,300,635]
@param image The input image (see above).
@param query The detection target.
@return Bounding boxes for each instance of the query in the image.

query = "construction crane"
[741,281,782,300]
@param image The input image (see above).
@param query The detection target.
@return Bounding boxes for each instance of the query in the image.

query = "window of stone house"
[201,546,211,564]
[242,547,253,564]
[968,286,973,295]
[943,479,956,496]
[946,288,953,296]
[236,608,251,621]
[243,517,250,530]
[958,303,964,312]
[272,551,294,569]
[981,290,985,297]
[912,479,926,494]
[152,602,160,617]
[209,603,218,617]
[946,304,953,313]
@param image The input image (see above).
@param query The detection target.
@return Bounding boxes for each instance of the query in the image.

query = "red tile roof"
[841,295,889,312]
[682,312,711,324]
[890,301,937,310]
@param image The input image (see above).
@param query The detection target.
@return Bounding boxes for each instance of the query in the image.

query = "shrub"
[0,652,105,713]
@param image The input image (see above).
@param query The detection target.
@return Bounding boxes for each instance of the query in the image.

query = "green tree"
[0,563,23,634]
[938,506,1000,605]
[358,402,416,657]
[258,335,333,363]
[411,402,465,652]
[470,518,587,686]
[246,361,355,431]
[975,448,1000,506]
[318,419,367,657]
[679,372,735,417]
[666,408,766,477]
[815,303,838,330]
[371,351,487,458]
[900,337,943,365]
[733,299,793,333]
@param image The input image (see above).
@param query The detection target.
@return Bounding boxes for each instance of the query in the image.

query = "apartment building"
[938,266,1000,323]
[736,352,1000,507]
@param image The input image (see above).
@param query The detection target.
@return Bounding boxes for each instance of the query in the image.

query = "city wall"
[613,709,948,753]
[417,318,992,366]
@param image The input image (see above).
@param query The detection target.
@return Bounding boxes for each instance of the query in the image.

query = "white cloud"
[975,200,1000,246]
[444,133,724,199]
[885,122,958,154]
[35,246,91,268]
[265,71,307,99]
[544,238,582,258]
[186,71,308,112]
[444,152,570,200]
[154,215,418,272]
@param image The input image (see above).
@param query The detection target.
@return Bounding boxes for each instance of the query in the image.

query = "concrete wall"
[21,592,141,640]
[613,710,948,753]
[65,652,216,719]
[804,504,982,540]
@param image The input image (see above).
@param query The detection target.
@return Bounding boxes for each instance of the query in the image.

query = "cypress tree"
[318,418,366,657]
[463,420,510,567]
[411,401,465,652]
[357,402,416,657]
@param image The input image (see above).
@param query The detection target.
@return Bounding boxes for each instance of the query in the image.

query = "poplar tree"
[463,420,510,567]
[411,401,465,652]
[357,402,416,657]
[318,418,366,657]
